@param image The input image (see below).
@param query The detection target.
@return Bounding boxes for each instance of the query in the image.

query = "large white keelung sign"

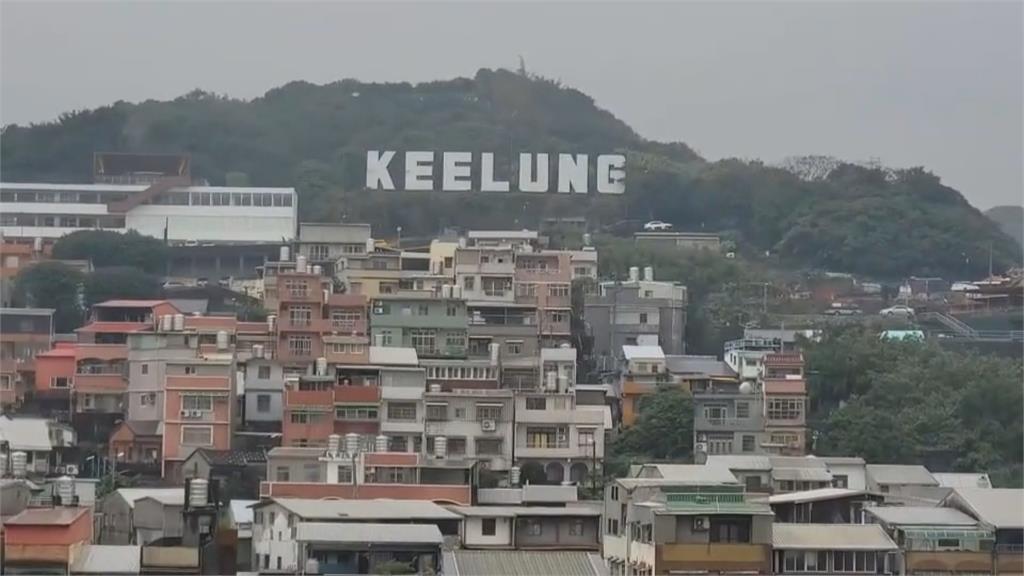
[365,151,626,194]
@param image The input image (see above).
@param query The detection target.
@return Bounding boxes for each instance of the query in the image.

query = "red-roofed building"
[1,307,55,409]
[764,376,807,456]
[3,507,93,574]
[762,352,804,379]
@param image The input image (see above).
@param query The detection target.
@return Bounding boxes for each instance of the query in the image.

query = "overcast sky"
[2,1,1021,208]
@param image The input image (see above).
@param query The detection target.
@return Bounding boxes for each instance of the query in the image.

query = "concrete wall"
[244,390,283,423]
[515,516,600,550]
[133,498,183,544]
[462,516,514,548]
[97,493,134,544]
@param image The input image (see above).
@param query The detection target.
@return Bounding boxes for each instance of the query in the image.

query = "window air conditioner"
[692,516,710,531]
[481,419,496,432]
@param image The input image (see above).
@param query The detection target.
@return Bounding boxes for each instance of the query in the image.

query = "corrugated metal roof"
[706,455,773,471]
[71,545,141,574]
[772,467,833,482]
[622,345,664,360]
[295,521,443,545]
[638,464,739,484]
[115,488,184,508]
[267,446,324,459]
[369,346,419,366]
[949,488,1024,529]
[267,498,459,520]
[769,488,867,505]
[449,551,601,576]
[932,473,992,489]
[819,456,866,466]
[229,499,257,526]
[450,505,602,518]
[94,299,172,308]
[865,506,979,526]
[467,230,538,239]
[867,464,937,486]
[773,524,898,550]
[6,507,89,525]
[664,355,736,378]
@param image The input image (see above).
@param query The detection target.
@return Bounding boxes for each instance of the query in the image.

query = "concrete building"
[866,505,995,575]
[451,505,603,551]
[602,467,773,576]
[585,268,687,371]
[369,295,468,359]
[942,488,1024,574]
[466,230,539,251]
[633,231,722,252]
[618,345,669,428]
[771,524,898,574]
[0,307,54,409]
[3,507,94,575]
[514,251,573,347]
[513,388,606,485]
[0,181,297,244]
[422,387,514,471]
[692,376,766,459]
[295,222,372,278]
[95,487,184,545]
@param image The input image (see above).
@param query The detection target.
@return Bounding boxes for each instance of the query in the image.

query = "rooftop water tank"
[11,451,26,478]
[643,266,654,282]
[345,433,360,456]
[327,434,341,456]
[173,313,185,332]
[629,266,640,282]
[434,436,447,459]
[216,330,229,351]
[55,475,75,506]
[509,466,521,486]
[316,357,328,376]
[160,315,173,332]
[188,478,209,508]
[375,435,389,453]
[296,255,307,274]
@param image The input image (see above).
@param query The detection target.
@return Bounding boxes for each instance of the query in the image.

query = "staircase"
[919,311,978,338]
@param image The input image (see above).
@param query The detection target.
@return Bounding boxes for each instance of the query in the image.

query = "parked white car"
[880,305,915,318]
[643,220,673,231]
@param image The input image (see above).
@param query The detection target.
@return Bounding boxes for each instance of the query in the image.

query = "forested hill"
[2,68,1019,279]
[986,205,1024,248]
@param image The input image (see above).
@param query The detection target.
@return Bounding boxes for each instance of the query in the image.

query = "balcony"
[905,551,993,574]
[277,317,332,333]
[766,415,807,427]
[328,319,368,335]
[694,415,763,432]
[333,385,379,404]
[73,373,126,392]
[279,289,323,304]
[657,543,770,573]
[286,388,334,407]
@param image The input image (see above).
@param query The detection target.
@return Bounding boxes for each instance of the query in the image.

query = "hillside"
[2,68,1019,279]
[986,205,1024,248]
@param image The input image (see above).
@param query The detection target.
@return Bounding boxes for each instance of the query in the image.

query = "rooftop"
[665,355,736,379]
[368,346,419,366]
[264,498,460,520]
[0,416,57,451]
[71,545,141,575]
[267,446,324,459]
[769,488,869,505]
[772,524,898,551]
[931,472,992,489]
[93,299,173,308]
[867,464,938,486]
[947,488,1024,529]
[0,307,55,316]
[446,551,605,576]
[450,505,602,518]
[467,230,538,240]
[705,455,773,472]
[75,321,150,334]
[1,182,294,194]
[6,506,89,526]
[865,506,979,527]
[622,345,665,361]
[229,499,257,527]
[624,464,738,486]
[115,488,184,508]
[295,522,443,545]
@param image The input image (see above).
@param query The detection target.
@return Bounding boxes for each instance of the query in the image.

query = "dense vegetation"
[607,327,1023,487]
[806,327,1023,487]
[985,205,1023,248]
[2,69,1019,278]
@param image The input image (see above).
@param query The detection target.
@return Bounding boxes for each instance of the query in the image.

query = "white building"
[0,182,297,243]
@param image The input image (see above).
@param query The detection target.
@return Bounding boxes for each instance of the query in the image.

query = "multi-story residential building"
[1,307,54,409]
[339,246,402,297]
[2,507,94,575]
[422,355,501,391]
[584,267,687,371]
[0,415,76,476]
[514,388,606,484]
[942,488,1024,574]
[274,266,333,364]
[763,377,807,455]
[569,248,599,285]
[693,376,766,459]
[723,336,782,381]
[369,296,467,359]
[399,251,449,296]
[468,302,540,389]
[602,465,773,576]
[421,387,514,471]
[618,345,669,427]
[515,251,572,347]
[465,230,538,251]
[295,222,372,278]
[456,246,517,303]
[772,524,898,575]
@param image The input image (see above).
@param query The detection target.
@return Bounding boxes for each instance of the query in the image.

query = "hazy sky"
[2,1,1021,208]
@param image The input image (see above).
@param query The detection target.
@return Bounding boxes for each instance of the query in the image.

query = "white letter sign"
[518,153,549,193]
[557,154,588,194]
[366,150,395,190]
[480,153,510,192]
[597,154,626,194]
[405,151,434,191]
[442,152,473,192]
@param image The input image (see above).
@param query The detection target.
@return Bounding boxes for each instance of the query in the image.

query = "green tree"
[11,262,85,332]
[52,230,168,274]
[83,267,163,307]
[607,387,694,477]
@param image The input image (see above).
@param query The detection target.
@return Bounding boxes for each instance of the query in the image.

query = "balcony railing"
[74,373,127,392]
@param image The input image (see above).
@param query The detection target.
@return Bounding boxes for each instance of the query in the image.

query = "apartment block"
[369,295,468,359]
[0,307,53,409]
[693,377,767,459]
[584,267,687,371]
[618,345,669,427]
[514,382,606,484]
[296,222,372,278]
[422,387,514,470]
[514,251,572,347]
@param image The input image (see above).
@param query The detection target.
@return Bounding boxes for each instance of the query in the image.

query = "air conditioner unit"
[180,410,189,418]
[481,419,496,432]
[65,464,79,476]
[192,410,204,418]
[695,442,708,453]
[692,516,710,531]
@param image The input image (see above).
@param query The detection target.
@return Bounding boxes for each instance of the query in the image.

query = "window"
[377,330,393,346]
[331,309,361,328]
[703,404,727,422]
[288,336,312,356]
[569,520,584,536]
[141,364,149,375]
[833,474,849,488]
[445,333,465,350]
[578,428,596,447]
[51,376,69,389]
[506,341,523,355]
[257,394,271,413]
[745,475,762,491]
[476,438,502,455]
[0,375,10,390]
[276,466,291,481]
[182,395,213,411]
[767,398,804,420]
[526,397,546,410]
[463,276,475,290]
[482,518,497,536]
[417,304,430,316]
[526,520,542,536]
[446,304,458,317]
[610,486,619,500]
[258,365,271,379]
[736,402,750,419]
[448,437,466,456]
[290,411,325,424]
[181,426,213,447]
[639,312,648,324]
[426,403,448,421]
[709,518,750,543]
[549,284,570,297]
[549,311,568,323]
[707,434,733,455]
[525,426,568,448]
[303,463,320,482]
[285,279,308,298]
[308,244,330,261]
[82,394,94,409]
[476,404,503,421]
[387,402,416,421]
[742,435,755,452]
[410,329,437,354]
[288,305,312,326]
[335,405,378,420]
[184,366,196,375]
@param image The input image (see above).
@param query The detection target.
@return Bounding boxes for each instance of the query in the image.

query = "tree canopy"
[11,262,85,332]
[52,230,168,274]
[2,69,1018,279]
[606,387,694,478]
[83,266,163,308]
